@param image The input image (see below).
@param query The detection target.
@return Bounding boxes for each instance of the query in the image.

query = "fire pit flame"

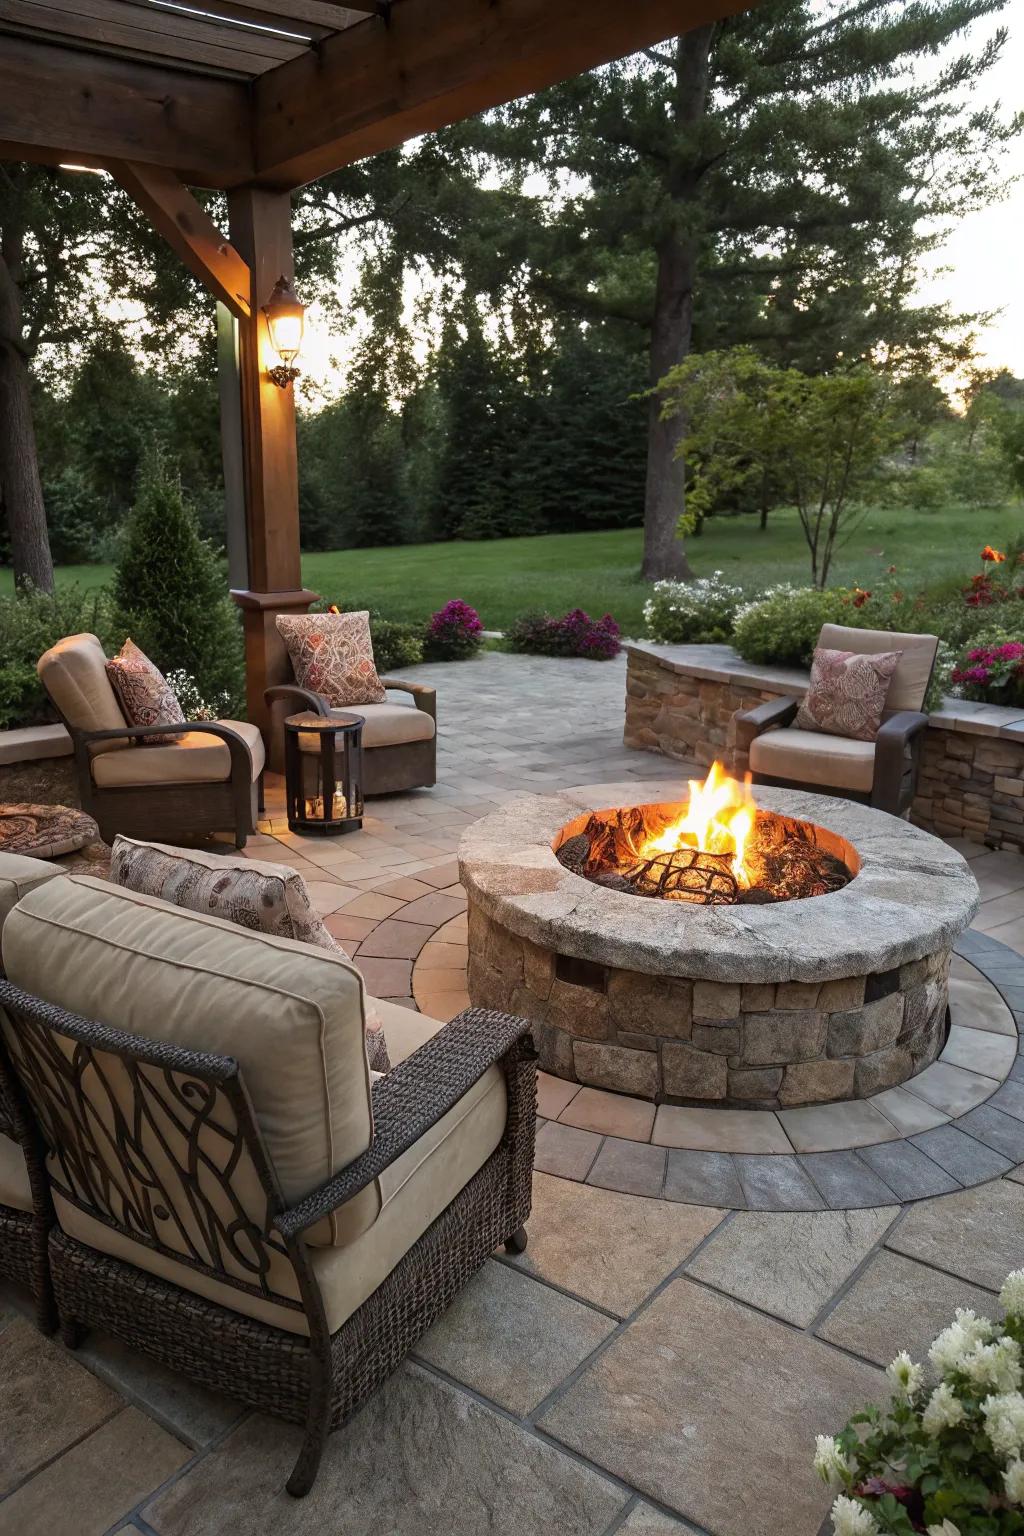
[641,760,755,886]
[555,762,853,906]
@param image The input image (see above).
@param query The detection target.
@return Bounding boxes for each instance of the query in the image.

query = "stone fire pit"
[460,785,980,1108]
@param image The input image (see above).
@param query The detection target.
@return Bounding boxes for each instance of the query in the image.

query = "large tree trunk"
[642,232,696,581]
[0,233,54,593]
[640,23,715,583]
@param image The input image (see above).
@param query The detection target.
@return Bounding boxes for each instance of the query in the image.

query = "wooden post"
[226,186,316,768]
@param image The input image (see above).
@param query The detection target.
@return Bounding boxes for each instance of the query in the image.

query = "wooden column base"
[232,588,319,772]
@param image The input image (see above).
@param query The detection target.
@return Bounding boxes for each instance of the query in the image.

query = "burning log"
[554,772,852,907]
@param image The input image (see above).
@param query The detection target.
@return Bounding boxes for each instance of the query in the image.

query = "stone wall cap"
[0,723,73,766]
[459,783,979,986]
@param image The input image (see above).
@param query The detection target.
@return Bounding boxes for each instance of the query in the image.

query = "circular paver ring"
[0,802,99,860]
[412,927,1024,1212]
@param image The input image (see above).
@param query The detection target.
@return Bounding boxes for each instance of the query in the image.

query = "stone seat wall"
[624,643,1024,852]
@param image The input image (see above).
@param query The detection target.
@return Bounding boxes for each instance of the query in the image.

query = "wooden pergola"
[0,0,737,753]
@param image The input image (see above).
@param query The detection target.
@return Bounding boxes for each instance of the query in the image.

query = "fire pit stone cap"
[458,784,980,985]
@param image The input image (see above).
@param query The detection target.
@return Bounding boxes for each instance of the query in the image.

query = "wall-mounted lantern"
[263,274,306,388]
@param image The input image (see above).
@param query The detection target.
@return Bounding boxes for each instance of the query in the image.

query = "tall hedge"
[112,451,244,714]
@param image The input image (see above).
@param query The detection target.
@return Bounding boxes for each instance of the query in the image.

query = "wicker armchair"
[0,874,535,1497]
[734,624,939,817]
[0,852,64,1334]
[266,674,436,795]
[38,634,264,848]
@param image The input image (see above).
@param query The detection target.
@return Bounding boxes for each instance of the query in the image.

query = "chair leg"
[504,1225,528,1255]
[287,1382,330,1499]
[258,771,266,814]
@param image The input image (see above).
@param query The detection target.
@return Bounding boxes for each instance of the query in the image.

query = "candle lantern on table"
[283,712,364,835]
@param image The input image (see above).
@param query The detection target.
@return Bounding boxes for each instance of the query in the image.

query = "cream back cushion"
[0,850,63,948]
[817,624,938,714]
[1,875,378,1246]
[37,633,127,754]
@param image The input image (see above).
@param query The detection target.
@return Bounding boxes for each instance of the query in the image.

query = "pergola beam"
[252,0,742,188]
[0,35,253,187]
[110,161,252,318]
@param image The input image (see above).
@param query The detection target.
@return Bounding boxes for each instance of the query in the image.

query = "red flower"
[852,587,871,609]
[982,545,1006,563]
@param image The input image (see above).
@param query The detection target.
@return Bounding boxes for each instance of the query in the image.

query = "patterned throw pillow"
[110,836,391,1074]
[105,639,186,745]
[276,611,387,707]
[795,647,902,742]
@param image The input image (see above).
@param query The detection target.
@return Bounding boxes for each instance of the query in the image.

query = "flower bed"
[815,1268,1024,1534]
[505,608,621,660]
[643,546,1024,709]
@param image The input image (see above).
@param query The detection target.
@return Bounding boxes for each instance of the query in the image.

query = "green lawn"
[7,503,1022,634]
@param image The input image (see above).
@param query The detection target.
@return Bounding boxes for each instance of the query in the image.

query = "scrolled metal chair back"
[0,980,303,1317]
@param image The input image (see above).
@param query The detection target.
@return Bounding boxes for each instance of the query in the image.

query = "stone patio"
[4,651,1024,1536]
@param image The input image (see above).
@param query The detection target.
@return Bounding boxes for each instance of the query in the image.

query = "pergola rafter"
[0,0,747,759]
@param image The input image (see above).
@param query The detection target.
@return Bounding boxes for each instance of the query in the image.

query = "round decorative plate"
[0,803,100,860]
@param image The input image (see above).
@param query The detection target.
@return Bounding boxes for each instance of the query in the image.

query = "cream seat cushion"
[298,703,435,753]
[1,875,374,1247]
[37,633,127,754]
[0,850,62,942]
[51,1005,508,1337]
[91,720,265,787]
[817,624,938,713]
[0,1134,32,1212]
[749,727,876,793]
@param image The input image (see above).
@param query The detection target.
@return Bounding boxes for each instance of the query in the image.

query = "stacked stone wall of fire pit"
[467,900,950,1107]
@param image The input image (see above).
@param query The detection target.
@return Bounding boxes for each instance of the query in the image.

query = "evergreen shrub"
[0,584,118,730]
[111,451,244,715]
[370,617,425,672]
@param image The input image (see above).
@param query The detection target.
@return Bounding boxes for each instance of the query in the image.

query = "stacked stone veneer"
[469,900,949,1108]
[624,643,1024,851]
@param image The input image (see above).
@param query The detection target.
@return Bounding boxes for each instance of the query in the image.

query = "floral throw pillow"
[795,647,902,742]
[105,638,186,745]
[276,611,386,707]
[111,836,391,1074]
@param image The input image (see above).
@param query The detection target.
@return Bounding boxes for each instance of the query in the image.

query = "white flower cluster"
[983,1391,1024,1458]
[921,1381,964,1435]
[1002,1270,1024,1316]
[813,1435,851,1488]
[731,581,807,627]
[164,668,231,724]
[830,1495,879,1536]
[822,1272,1024,1534]
[642,572,745,643]
[886,1351,924,1399]
[928,1307,998,1375]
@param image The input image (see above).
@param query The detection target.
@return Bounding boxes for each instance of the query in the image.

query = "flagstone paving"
[3,651,1024,1535]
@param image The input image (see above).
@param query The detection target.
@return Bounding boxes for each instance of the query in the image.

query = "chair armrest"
[733,697,799,753]
[264,684,332,716]
[380,678,436,719]
[275,1007,535,1240]
[872,710,928,803]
